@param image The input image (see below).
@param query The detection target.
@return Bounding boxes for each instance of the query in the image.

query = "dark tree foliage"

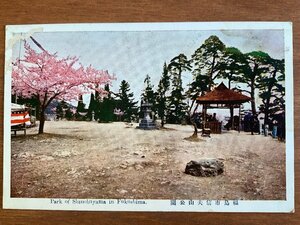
[269,83,285,119]
[12,95,40,119]
[219,47,245,89]
[236,51,271,115]
[167,54,191,124]
[55,101,64,119]
[99,84,115,122]
[87,93,96,120]
[216,47,247,123]
[76,95,87,120]
[257,58,285,125]
[186,73,210,137]
[156,62,170,127]
[56,100,74,120]
[191,35,225,90]
[117,80,138,122]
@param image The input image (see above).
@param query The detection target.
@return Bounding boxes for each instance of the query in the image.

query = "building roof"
[196,82,251,104]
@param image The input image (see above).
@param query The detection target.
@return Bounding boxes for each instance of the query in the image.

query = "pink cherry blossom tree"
[12,42,115,134]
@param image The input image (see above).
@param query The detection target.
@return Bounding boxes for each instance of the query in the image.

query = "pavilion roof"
[196,82,251,104]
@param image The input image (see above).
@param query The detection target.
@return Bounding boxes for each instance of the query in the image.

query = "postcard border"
[3,22,294,212]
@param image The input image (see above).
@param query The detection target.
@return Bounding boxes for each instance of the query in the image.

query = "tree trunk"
[230,105,234,130]
[264,99,270,127]
[208,55,216,91]
[38,108,46,134]
[250,65,258,115]
[250,83,256,115]
[191,102,199,137]
[264,70,277,126]
[192,121,198,137]
[161,115,165,128]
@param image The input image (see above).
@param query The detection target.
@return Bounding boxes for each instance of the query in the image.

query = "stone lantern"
[137,100,156,130]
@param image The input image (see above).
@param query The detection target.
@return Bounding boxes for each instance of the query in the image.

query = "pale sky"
[12,29,285,107]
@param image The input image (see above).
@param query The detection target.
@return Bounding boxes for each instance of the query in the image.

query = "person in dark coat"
[277,113,286,141]
[250,113,259,135]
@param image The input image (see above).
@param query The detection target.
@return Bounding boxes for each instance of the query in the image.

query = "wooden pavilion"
[196,82,251,133]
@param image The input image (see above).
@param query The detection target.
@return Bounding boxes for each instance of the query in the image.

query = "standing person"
[254,114,259,134]
[264,124,269,136]
[282,114,286,141]
[250,114,255,135]
[257,113,265,135]
[250,113,259,135]
[277,113,286,141]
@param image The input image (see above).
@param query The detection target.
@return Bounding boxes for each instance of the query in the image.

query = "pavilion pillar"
[202,104,207,129]
[230,105,234,130]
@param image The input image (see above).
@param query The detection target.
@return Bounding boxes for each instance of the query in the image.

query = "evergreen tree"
[236,51,271,115]
[191,35,226,91]
[219,47,245,89]
[117,80,138,122]
[56,100,73,120]
[65,108,73,120]
[186,73,210,137]
[156,62,170,127]
[99,84,115,122]
[76,95,87,120]
[269,82,285,118]
[257,58,285,125]
[87,93,96,120]
[167,54,191,124]
[217,47,246,124]
[55,101,63,119]
[12,95,40,119]
[186,36,225,136]
[93,85,101,121]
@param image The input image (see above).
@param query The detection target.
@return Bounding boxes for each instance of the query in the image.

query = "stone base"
[137,119,156,130]
[185,159,224,177]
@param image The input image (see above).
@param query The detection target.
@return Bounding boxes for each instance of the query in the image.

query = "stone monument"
[137,100,156,130]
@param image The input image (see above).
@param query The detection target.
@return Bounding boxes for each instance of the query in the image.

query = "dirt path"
[10,121,286,200]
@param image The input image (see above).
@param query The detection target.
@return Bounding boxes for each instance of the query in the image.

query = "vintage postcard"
[3,22,294,212]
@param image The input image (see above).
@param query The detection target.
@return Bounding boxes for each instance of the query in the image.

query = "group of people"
[190,110,285,141]
[243,113,260,135]
[243,112,286,141]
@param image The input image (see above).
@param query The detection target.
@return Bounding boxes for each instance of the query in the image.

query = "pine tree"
[87,93,96,120]
[117,80,138,122]
[186,73,210,137]
[219,47,245,89]
[99,84,115,122]
[191,35,225,91]
[217,47,246,124]
[167,54,191,124]
[186,36,226,136]
[257,58,285,126]
[76,95,87,120]
[236,51,271,115]
[94,85,101,121]
[156,62,170,127]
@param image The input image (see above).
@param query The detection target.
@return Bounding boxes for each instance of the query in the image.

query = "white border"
[3,22,294,212]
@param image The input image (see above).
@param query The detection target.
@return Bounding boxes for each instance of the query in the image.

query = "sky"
[12,29,285,108]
